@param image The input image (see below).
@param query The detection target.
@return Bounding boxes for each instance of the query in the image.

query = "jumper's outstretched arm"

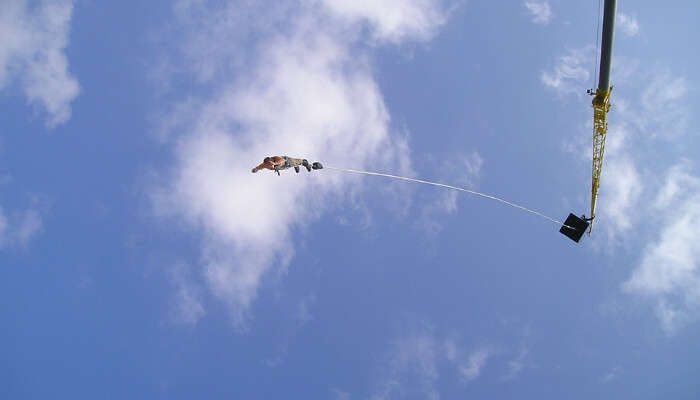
[251,162,267,173]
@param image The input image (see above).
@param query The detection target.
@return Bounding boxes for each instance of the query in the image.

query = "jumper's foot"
[294,166,300,173]
[302,159,312,172]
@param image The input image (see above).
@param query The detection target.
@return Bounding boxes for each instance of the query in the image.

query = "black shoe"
[312,162,323,170]
[294,166,300,173]
[302,159,311,172]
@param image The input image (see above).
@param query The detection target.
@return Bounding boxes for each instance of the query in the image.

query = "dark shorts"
[282,156,303,168]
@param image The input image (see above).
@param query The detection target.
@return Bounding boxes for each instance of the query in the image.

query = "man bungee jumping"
[251,156,323,175]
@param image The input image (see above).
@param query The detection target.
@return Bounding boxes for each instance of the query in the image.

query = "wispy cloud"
[416,151,483,235]
[0,208,7,245]
[540,46,594,96]
[331,388,351,400]
[637,71,688,139]
[623,164,700,333]
[318,0,451,44]
[617,13,640,37]
[597,70,689,239]
[153,0,451,327]
[458,347,493,381]
[502,348,530,381]
[601,71,696,332]
[610,106,694,331]
[371,329,493,399]
[373,330,441,400]
[370,323,533,398]
[167,262,206,326]
[524,1,553,25]
[295,295,316,326]
[599,156,642,236]
[0,204,44,249]
[0,0,79,127]
[601,365,622,383]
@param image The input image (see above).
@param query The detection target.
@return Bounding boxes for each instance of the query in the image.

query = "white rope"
[324,166,570,228]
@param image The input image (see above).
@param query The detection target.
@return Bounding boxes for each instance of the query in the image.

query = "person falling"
[251,156,323,175]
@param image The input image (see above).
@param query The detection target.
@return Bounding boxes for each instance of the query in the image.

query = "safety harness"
[273,156,291,176]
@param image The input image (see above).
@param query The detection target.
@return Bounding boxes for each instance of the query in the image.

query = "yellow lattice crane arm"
[589,87,612,233]
[559,0,617,242]
[588,0,617,234]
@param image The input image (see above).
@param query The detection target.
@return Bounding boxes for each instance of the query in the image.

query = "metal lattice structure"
[587,0,617,234]
[589,87,612,233]
[559,0,617,241]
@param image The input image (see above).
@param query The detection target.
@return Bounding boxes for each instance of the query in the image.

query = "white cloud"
[0,0,79,127]
[167,1,291,84]
[295,295,315,326]
[0,207,7,245]
[0,205,44,249]
[502,348,529,381]
[165,0,451,85]
[459,348,492,381]
[637,72,688,139]
[458,152,483,187]
[371,331,492,399]
[370,323,534,398]
[331,388,351,400]
[617,13,639,37]
[167,262,206,326]
[623,164,700,333]
[14,208,42,246]
[596,71,688,239]
[598,156,642,235]
[173,282,206,326]
[373,331,441,400]
[524,1,552,25]
[541,46,593,95]
[415,151,483,235]
[318,0,450,43]
[443,338,458,362]
[601,365,622,383]
[155,0,449,326]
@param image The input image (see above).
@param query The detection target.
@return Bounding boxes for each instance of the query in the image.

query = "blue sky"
[2,0,700,398]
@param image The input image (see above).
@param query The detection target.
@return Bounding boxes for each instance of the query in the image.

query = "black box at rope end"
[559,213,589,243]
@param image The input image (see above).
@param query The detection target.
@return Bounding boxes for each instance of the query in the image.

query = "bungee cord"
[324,166,573,229]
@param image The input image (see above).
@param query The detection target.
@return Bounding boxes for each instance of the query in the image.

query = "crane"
[560,0,617,242]
[588,0,617,234]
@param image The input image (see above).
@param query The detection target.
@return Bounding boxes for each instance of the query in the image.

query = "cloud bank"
[0,0,79,127]
[155,0,451,326]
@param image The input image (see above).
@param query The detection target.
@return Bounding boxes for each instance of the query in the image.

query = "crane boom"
[589,0,617,234]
